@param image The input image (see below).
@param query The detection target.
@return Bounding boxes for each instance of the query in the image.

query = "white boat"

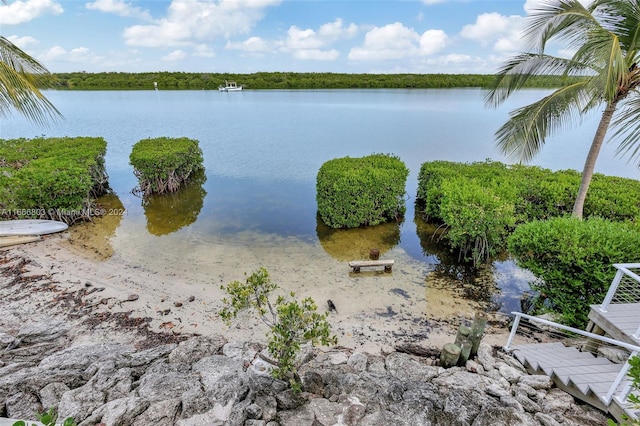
[218,80,243,92]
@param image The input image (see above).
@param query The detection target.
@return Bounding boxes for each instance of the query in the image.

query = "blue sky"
[1,0,566,74]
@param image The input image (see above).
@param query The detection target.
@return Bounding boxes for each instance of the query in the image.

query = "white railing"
[600,263,640,312]
[505,312,640,406]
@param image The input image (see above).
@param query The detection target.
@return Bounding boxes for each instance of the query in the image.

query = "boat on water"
[218,81,243,92]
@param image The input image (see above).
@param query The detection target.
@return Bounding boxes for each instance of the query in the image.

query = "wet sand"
[0,218,513,354]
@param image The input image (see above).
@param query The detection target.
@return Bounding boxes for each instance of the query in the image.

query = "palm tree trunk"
[571,102,617,219]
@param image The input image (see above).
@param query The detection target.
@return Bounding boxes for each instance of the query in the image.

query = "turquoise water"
[2,88,638,313]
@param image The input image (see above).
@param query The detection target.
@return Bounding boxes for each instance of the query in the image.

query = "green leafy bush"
[415,160,640,264]
[0,136,108,223]
[439,177,515,264]
[508,217,640,328]
[129,137,204,195]
[316,153,409,228]
[220,268,337,391]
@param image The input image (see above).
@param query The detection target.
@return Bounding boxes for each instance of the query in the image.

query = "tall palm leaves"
[0,35,62,126]
[485,0,640,219]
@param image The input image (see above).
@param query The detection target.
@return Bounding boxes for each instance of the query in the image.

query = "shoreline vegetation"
[46,72,576,91]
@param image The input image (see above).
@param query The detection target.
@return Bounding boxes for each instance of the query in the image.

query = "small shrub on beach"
[316,153,409,228]
[129,137,203,195]
[219,267,337,391]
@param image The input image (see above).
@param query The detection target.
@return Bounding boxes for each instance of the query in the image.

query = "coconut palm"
[485,0,640,219]
[0,35,62,126]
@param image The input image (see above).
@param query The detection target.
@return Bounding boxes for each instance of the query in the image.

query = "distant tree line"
[47,72,574,91]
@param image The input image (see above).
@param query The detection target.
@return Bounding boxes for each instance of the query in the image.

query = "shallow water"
[3,88,639,319]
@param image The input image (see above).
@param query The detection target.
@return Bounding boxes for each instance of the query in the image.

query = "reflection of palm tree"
[0,35,62,125]
[486,0,640,219]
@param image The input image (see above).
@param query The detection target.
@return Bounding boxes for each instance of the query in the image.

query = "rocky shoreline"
[0,247,610,425]
[0,327,609,425]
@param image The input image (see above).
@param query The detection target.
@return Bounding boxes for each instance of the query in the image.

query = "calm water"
[2,89,639,314]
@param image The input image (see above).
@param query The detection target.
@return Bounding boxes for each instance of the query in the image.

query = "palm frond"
[572,31,628,103]
[484,53,588,108]
[0,36,62,126]
[524,0,597,53]
[495,82,594,163]
[611,95,640,166]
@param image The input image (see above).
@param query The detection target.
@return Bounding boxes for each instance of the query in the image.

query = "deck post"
[504,314,521,350]
[599,268,625,313]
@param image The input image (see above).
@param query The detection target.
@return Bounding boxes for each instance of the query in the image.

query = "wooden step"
[512,342,566,369]
[555,364,622,387]
[540,356,613,377]
[513,343,593,372]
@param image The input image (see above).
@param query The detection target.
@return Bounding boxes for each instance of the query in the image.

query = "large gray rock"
[169,334,227,364]
[17,319,70,344]
[0,332,613,426]
[384,352,440,382]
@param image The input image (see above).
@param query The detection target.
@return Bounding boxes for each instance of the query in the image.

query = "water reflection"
[65,192,125,259]
[142,170,207,236]
[316,214,401,261]
[414,209,530,314]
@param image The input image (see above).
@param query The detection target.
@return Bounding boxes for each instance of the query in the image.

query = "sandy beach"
[0,225,513,355]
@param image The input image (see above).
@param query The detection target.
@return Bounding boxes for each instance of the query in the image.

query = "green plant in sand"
[219,267,337,392]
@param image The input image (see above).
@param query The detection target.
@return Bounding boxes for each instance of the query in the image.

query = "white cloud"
[123,0,281,47]
[86,0,153,21]
[286,26,324,50]
[318,18,357,41]
[420,29,448,55]
[348,22,448,61]
[280,18,357,61]
[225,36,272,53]
[40,45,97,65]
[283,19,357,50]
[192,44,215,58]
[7,35,39,48]
[162,49,187,62]
[0,0,63,25]
[293,49,339,61]
[460,12,524,53]
[422,0,447,4]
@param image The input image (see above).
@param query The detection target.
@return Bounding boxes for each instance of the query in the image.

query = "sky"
[0,0,574,74]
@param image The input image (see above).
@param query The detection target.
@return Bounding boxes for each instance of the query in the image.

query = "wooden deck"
[505,264,640,422]
[589,303,640,346]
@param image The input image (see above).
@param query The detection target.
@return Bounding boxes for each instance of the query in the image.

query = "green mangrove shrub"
[219,267,337,391]
[316,153,409,228]
[508,217,640,328]
[0,136,108,223]
[129,137,203,195]
[438,177,516,264]
[416,160,640,264]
